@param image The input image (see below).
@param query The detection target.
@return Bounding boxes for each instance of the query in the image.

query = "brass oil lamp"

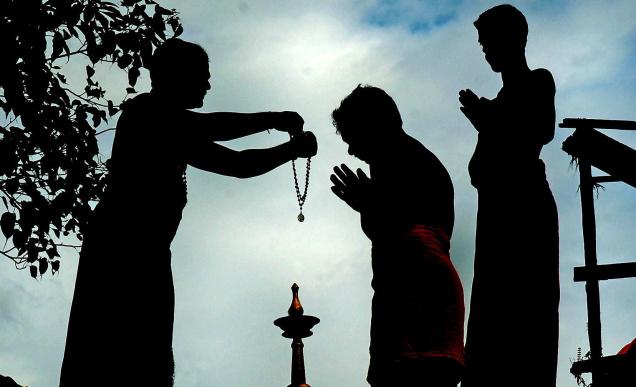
[274,283,320,387]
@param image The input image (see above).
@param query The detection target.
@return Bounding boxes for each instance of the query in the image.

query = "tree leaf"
[12,230,26,249]
[5,179,18,195]
[168,18,183,37]
[140,38,153,67]
[107,100,118,116]
[117,53,132,69]
[1,212,16,238]
[173,24,183,37]
[132,4,147,17]
[68,25,79,38]
[52,32,64,59]
[128,66,140,87]
[46,246,59,259]
[51,260,60,274]
[30,265,38,279]
[91,113,101,128]
[86,65,95,78]
[27,244,38,263]
[155,5,174,16]
[96,12,110,29]
[133,54,142,68]
[38,258,48,275]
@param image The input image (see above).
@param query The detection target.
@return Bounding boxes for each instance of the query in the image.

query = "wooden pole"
[579,158,603,386]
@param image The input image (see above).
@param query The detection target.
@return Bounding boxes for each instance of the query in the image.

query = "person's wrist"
[262,111,277,130]
[287,137,300,159]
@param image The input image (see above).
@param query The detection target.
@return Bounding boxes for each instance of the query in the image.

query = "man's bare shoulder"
[531,68,556,92]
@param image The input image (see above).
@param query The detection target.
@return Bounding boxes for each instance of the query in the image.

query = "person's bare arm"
[181,110,303,141]
[186,131,317,178]
[521,69,556,144]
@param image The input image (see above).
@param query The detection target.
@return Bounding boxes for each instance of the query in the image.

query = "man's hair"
[474,4,528,49]
[149,38,209,90]
[332,85,402,135]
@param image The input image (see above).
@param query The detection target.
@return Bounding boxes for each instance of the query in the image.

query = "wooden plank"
[570,354,632,374]
[562,129,636,189]
[591,175,622,184]
[574,262,636,282]
[560,118,636,130]
[571,354,635,387]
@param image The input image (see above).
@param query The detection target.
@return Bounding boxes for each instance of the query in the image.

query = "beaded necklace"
[291,157,311,222]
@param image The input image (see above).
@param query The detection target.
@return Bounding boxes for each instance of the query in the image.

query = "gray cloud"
[1,1,635,386]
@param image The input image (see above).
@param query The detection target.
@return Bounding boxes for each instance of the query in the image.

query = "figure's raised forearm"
[186,131,316,178]
[183,111,277,141]
[183,110,304,141]
[186,140,294,178]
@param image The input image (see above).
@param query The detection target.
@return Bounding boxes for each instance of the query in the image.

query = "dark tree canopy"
[0,0,183,278]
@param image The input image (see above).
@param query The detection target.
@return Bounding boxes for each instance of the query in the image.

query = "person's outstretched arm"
[185,131,317,178]
[182,110,304,141]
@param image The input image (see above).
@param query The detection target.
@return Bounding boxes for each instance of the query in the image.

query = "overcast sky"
[1,1,636,386]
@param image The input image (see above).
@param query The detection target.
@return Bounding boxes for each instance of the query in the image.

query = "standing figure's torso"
[60,94,188,387]
[469,69,556,189]
[364,133,455,241]
[97,93,189,245]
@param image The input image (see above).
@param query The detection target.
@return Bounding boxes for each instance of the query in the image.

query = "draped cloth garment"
[59,93,187,387]
[462,70,560,387]
[368,225,465,386]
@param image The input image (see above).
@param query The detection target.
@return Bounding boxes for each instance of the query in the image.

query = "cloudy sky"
[2,1,636,386]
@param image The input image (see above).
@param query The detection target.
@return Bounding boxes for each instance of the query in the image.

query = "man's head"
[332,85,403,163]
[474,4,528,72]
[149,38,211,108]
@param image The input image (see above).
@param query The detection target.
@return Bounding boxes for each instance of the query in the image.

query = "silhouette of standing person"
[459,5,559,387]
[331,85,465,387]
[59,38,317,387]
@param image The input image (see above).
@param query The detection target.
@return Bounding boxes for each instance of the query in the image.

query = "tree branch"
[46,47,88,63]
[95,127,116,136]
[0,189,22,209]
[1,249,27,268]
[4,113,20,127]
[55,243,82,249]
[63,87,113,108]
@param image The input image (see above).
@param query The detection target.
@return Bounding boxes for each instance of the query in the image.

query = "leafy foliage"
[0,0,182,278]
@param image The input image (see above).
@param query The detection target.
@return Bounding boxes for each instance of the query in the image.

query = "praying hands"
[459,88,491,132]
[330,164,371,213]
